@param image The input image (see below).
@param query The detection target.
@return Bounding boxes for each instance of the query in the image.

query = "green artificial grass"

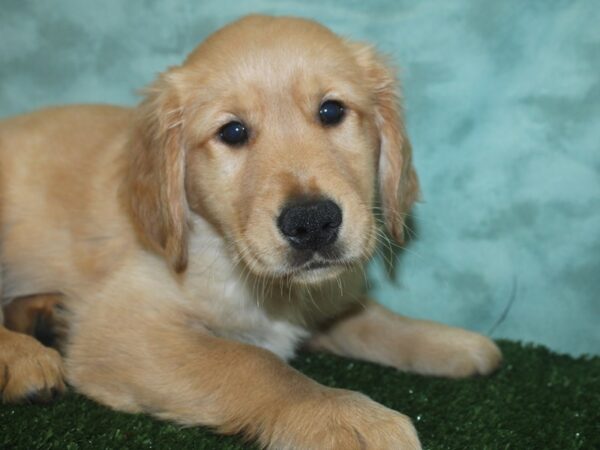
[1,340,598,450]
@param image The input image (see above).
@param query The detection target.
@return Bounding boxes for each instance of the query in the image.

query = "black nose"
[277,199,343,250]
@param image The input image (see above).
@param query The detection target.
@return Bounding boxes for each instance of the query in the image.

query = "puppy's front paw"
[271,389,421,450]
[0,331,65,403]
[453,332,502,377]
[409,329,502,378]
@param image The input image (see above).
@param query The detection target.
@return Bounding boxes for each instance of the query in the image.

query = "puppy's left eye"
[319,100,345,126]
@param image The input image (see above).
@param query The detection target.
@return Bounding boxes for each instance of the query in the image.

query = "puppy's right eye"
[319,100,345,126]
[219,121,248,146]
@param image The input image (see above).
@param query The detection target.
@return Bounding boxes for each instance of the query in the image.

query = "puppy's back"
[0,105,137,298]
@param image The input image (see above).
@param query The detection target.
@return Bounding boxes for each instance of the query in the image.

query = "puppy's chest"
[183,234,310,361]
[207,281,310,361]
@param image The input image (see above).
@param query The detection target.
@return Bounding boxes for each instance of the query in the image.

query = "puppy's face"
[129,16,419,284]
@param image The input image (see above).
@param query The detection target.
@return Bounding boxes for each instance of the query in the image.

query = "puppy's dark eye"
[219,121,248,146]
[319,100,345,126]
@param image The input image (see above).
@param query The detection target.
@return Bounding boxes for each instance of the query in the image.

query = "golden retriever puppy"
[0,15,501,449]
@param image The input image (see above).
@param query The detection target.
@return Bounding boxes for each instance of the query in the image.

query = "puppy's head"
[128,15,419,283]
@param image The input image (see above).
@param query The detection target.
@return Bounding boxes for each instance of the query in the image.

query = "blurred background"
[1,0,598,356]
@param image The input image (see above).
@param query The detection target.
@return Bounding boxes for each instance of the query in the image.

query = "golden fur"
[0,15,501,449]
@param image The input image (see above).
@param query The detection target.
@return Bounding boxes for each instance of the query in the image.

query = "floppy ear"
[351,44,420,243]
[126,70,190,273]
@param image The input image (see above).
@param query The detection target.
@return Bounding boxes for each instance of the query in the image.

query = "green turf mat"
[1,341,598,449]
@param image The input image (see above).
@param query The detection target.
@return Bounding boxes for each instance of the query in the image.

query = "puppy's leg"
[3,294,64,347]
[66,295,420,450]
[0,322,65,403]
[309,300,502,378]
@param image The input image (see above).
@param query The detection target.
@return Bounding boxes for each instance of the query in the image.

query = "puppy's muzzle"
[277,199,342,251]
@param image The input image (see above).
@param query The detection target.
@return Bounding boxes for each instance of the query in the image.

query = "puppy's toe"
[468,335,503,376]
[22,386,63,404]
[0,333,65,403]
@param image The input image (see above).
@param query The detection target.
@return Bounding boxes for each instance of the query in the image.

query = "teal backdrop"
[1,0,598,356]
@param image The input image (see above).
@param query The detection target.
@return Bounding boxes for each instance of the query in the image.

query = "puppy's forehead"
[184,16,360,84]
[176,16,374,120]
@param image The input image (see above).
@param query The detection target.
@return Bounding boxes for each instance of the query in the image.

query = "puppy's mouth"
[302,260,335,271]
[290,255,345,275]
[285,257,346,283]
[236,240,361,284]
[287,245,345,271]
[280,246,352,283]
